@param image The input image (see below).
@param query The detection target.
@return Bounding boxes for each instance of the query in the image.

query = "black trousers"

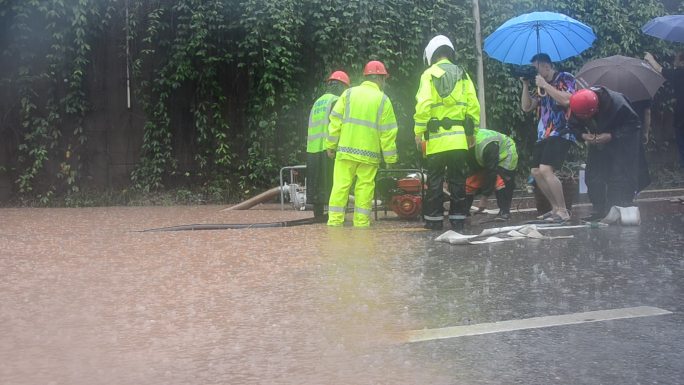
[495,168,516,215]
[306,151,334,217]
[424,149,468,223]
[585,136,639,216]
[464,167,516,215]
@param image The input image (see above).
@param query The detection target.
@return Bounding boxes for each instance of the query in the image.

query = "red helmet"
[570,88,599,119]
[363,60,388,76]
[327,70,350,86]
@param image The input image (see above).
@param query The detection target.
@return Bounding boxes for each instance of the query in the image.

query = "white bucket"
[579,164,587,194]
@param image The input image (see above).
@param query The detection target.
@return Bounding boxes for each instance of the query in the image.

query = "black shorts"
[532,136,571,169]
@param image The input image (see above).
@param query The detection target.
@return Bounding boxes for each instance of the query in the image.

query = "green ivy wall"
[0,0,681,203]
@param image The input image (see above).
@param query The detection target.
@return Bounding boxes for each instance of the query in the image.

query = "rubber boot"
[423,220,443,231]
[313,204,326,223]
[465,195,475,217]
[494,189,510,221]
[618,206,641,226]
[450,219,465,232]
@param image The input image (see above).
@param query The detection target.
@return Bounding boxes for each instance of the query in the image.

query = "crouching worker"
[568,87,650,222]
[326,61,398,227]
[466,128,518,221]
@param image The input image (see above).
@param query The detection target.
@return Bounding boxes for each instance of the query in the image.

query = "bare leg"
[531,167,553,214]
[538,164,569,219]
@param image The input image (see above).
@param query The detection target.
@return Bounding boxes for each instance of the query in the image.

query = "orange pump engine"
[376,174,424,219]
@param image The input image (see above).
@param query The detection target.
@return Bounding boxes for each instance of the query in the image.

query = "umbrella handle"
[537,86,546,97]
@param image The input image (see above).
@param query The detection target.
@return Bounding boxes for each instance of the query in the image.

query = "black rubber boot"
[450,219,465,232]
[313,204,326,223]
[465,195,475,217]
[423,220,444,231]
[495,188,511,216]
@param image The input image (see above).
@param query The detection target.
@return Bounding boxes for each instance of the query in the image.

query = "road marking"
[404,306,672,343]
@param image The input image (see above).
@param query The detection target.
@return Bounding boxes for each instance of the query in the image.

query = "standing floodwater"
[1,202,683,384]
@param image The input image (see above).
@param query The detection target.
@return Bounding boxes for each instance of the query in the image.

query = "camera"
[511,65,537,81]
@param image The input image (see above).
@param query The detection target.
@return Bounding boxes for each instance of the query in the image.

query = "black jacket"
[568,87,641,140]
[568,86,650,192]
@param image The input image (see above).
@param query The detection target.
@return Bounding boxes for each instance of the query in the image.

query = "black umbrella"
[575,55,665,102]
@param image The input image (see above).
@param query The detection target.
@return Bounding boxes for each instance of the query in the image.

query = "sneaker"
[494,213,511,221]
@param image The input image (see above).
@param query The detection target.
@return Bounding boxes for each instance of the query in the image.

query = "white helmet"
[423,35,455,66]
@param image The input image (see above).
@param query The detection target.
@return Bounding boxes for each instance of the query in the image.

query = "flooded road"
[1,202,683,384]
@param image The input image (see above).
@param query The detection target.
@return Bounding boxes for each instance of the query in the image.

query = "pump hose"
[140,216,318,232]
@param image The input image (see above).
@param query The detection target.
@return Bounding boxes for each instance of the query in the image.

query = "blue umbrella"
[642,15,684,43]
[484,11,596,65]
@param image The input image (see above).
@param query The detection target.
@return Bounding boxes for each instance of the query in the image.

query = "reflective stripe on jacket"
[326,81,398,165]
[414,58,480,155]
[474,129,518,171]
[307,93,339,153]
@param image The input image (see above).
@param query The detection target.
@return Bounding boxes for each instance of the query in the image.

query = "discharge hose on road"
[140,216,318,232]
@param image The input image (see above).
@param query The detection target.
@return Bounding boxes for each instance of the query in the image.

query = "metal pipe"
[125,0,131,109]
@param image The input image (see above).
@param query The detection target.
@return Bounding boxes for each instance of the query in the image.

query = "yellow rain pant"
[327,158,378,227]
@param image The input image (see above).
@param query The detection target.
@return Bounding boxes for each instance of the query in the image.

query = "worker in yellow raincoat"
[326,61,398,227]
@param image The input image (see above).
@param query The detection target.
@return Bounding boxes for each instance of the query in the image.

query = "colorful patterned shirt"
[536,71,576,142]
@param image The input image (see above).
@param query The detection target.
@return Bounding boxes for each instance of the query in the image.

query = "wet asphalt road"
[396,201,684,384]
[1,200,682,384]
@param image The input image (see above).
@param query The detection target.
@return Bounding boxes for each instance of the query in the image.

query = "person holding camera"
[520,53,576,223]
[414,35,480,231]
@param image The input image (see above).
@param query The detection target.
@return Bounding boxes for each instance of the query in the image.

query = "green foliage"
[1,0,679,202]
[237,0,305,189]
[131,0,234,191]
[2,0,111,202]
